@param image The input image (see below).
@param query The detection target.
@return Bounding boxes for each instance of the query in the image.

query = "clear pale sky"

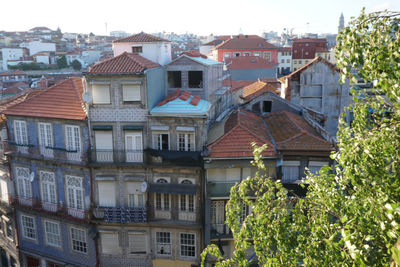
[1,0,399,36]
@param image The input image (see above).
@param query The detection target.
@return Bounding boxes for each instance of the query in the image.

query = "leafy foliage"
[71,59,82,70]
[202,9,400,267]
[57,55,68,69]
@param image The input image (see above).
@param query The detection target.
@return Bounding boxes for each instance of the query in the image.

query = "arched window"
[155,178,170,211]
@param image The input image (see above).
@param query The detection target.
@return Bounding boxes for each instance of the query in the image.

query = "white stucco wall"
[1,48,24,70]
[112,42,171,65]
[27,41,56,56]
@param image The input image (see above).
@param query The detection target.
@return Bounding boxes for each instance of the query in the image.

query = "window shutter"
[101,233,120,254]
[98,182,116,207]
[92,84,110,104]
[129,233,146,253]
[95,131,113,150]
[0,179,8,202]
[122,84,141,101]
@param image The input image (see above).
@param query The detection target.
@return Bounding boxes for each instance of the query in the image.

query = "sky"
[1,0,400,36]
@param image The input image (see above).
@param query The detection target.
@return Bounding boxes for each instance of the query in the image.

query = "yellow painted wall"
[153,259,197,267]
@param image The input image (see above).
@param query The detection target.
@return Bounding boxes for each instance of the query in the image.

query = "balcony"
[211,223,232,239]
[12,195,89,222]
[4,142,86,165]
[207,181,237,197]
[92,206,147,223]
[89,149,201,167]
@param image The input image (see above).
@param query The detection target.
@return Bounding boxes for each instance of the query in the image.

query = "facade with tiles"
[2,78,97,267]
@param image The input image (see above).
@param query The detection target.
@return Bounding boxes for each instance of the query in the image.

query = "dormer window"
[132,46,142,53]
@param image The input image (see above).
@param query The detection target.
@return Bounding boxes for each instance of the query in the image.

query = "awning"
[93,125,113,131]
[148,183,198,195]
[123,125,143,130]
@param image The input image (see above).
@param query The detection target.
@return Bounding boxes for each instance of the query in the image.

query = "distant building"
[112,32,172,65]
[1,47,28,70]
[21,41,56,56]
[291,38,328,70]
[277,47,292,75]
[225,56,278,80]
[110,31,129,38]
[338,13,345,33]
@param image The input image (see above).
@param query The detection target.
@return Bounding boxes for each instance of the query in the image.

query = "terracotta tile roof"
[279,47,292,52]
[88,52,160,74]
[113,32,170,43]
[263,110,333,152]
[12,70,26,75]
[279,56,338,82]
[259,78,281,90]
[4,77,87,121]
[0,90,36,115]
[226,56,277,70]
[293,38,327,43]
[179,50,207,59]
[203,35,259,46]
[29,26,52,31]
[213,35,277,50]
[315,47,330,53]
[241,81,279,101]
[208,109,275,158]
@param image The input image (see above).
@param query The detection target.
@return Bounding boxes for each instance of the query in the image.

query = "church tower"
[338,13,345,33]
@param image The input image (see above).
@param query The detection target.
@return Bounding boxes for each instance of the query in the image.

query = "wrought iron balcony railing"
[92,206,147,223]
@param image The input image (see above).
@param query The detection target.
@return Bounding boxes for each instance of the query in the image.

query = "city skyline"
[1,0,400,36]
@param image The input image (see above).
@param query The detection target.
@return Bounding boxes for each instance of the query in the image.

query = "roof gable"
[4,77,87,121]
[213,35,277,50]
[113,32,170,43]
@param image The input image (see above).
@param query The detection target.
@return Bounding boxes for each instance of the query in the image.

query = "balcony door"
[125,133,143,163]
[38,122,53,158]
[95,131,113,162]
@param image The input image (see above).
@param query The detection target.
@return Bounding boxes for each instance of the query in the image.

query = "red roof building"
[113,32,170,43]
[292,38,328,70]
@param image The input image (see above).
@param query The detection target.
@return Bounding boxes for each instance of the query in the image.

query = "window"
[152,132,169,150]
[264,52,271,61]
[14,120,28,145]
[66,176,84,210]
[122,84,141,102]
[251,102,260,113]
[125,133,143,162]
[188,71,203,88]
[234,52,241,57]
[211,200,227,234]
[129,194,144,208]
[262,101,272,113]
[21,215,36,240]
[177,132,195,151]
[180,180,194,212]
[128,232,146,254]
[65,125,81,152]
[98,181,116,207]
[16,167,31,198]
[94,131,113,162]
[287,59,290,63]
[101,232,120,254]
[308,161,329,175]
[223,52,231,58]
[305,51,309,56]
[92,84,110,104]
[70,227,87,254]
[167,71,181,88]
[243,52,250,56]
[131,46,142,53]
[40,171,56,204]
[0,179,8,202]
[282,161,300,183]
[253,52,260,57]
[44,221,61,247]
[281,59,284,63]
[155,179,169,211]
[156,232,171,255]
[6,221,13,240]
[299,60,302,64]
[294,60,297,64]
[180,233,195,257]
[38,122,53,148]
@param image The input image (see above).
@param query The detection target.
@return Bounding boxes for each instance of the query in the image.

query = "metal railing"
[211,223,232,239]
[90,149,144,164]
[12,195,89,222]
[4,142,86,164]
[92,206,147,223]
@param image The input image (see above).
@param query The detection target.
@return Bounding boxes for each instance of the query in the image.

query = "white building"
[81,50,102,66]
[110,31,129,38]
[278,47,292,75]
[1,47,27,70]
[22,41,56,56]
[112,32,171,65]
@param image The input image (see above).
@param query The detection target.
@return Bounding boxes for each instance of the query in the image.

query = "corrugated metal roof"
[187,56,221,66]
[151,95,209,116]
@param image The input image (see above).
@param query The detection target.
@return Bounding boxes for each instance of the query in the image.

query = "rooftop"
[88,52,160,74]
[4,77,87,121]
[226,56,277,70]
[213,35,277,50]
[280,56,338,81]
[241,80,279,101]
[113,32,170,43]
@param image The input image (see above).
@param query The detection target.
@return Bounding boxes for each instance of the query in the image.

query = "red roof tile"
[226,56,277,70]
[223,80,254,92]
[209,109,275,158]
[292,38,327,43]
[190,96,200,106]
[88,52,160,74]
[113,32,170,43]
[213,35,277,50]
[259,78,281,90]
[180,50,207,59]
[263,110,333,152]
[179,91,191,101]
[241,81,279,101]
[4,77,87,121]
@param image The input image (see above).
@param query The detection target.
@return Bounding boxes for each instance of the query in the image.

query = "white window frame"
[156,231,172,255]
[122,84,141,102]
[44,220,61,248]
[14,120,28,145]
[70,227,87,254]
[21,215,36,240]
[223,52,231,58]
[177,131,195,152]
[152,132,169,150]
[66,175,84,210]
[264,52,271,61]
[92,84,111,104]
[128,231,147,254]
[65,125,81,152]
[16,167,31,198]
[253,52,260,57]
[155,178,170,211]
[38,122,53,148]
[179,180,194,213]
[40,171,57,204]
[282,161,300,182]
[180,233,196,258]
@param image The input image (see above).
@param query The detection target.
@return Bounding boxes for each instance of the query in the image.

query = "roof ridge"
[70,77,87,114]
[126,53,146,69]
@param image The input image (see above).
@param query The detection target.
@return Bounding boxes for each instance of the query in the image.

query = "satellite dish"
[82,91,93,103]
[29,172,35,182]
[140,182,148,193]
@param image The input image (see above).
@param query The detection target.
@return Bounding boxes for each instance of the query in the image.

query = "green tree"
[57,55,68,69]
[202,9,400,267]
[71,59,82,71]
